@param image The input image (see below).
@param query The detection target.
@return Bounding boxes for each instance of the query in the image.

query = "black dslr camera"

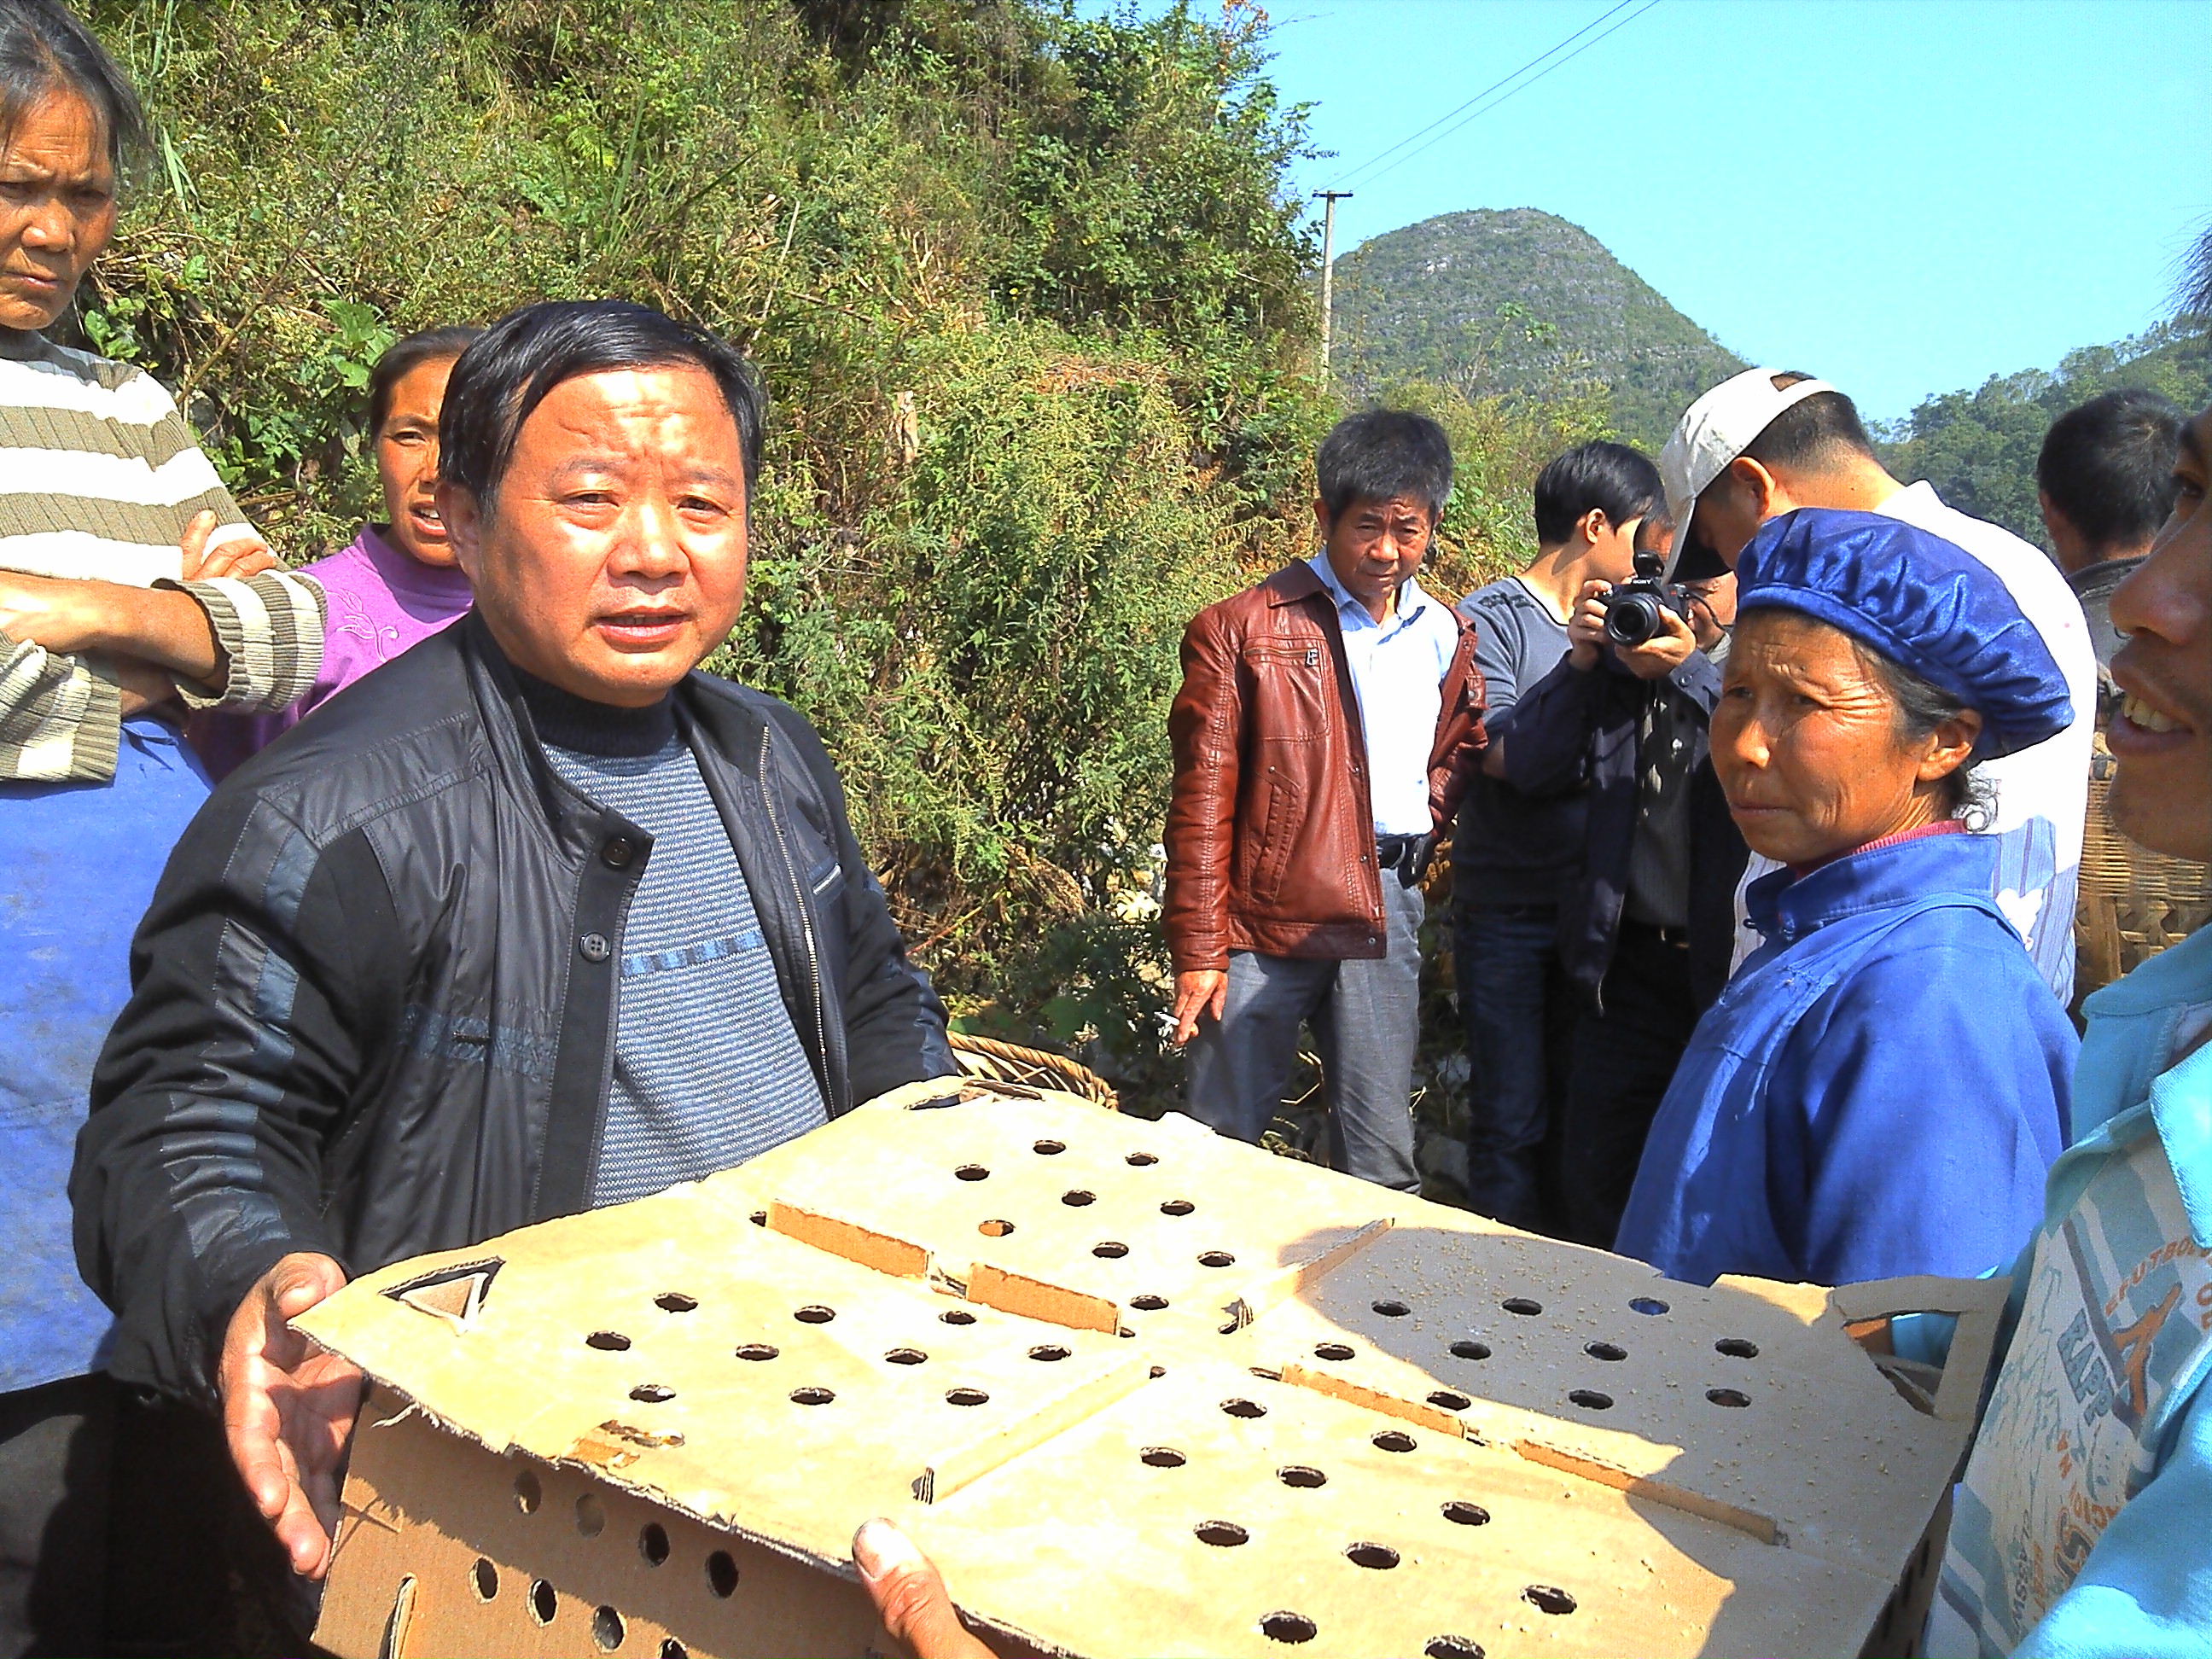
[1603,548,1692,647]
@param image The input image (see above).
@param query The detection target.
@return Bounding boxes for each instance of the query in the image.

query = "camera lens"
[1604,591,1662,646]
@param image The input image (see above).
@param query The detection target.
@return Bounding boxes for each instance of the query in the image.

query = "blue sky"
[1137,0,2212,422]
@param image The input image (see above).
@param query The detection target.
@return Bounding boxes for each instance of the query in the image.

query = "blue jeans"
[1453,900,1569,1231]
[1182,875,1424,1192]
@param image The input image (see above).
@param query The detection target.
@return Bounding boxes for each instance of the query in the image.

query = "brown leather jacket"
[1164,562,1486,972]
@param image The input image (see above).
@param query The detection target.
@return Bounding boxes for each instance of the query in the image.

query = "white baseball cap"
[1657,369,1837,577]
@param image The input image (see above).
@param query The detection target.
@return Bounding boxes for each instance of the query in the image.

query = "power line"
[1324,0,1638,191]
[1350,0,1664,192]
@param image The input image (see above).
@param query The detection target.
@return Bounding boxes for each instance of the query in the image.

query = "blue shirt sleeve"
[2016,1376,2212,1658]
[1767,932,2076,1285]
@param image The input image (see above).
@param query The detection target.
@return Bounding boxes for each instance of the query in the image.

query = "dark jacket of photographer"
[1489,646,1746,1006]
[71,614,955,1405]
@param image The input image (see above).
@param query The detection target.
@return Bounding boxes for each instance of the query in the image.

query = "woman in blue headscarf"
[1615,507,2079,1288]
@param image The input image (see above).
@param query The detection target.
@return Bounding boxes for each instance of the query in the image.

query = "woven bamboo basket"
[2075,760,2212,998]
[947,1031,1120,1110]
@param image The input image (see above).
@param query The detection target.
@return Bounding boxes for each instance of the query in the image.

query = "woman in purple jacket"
[194,325,480,776]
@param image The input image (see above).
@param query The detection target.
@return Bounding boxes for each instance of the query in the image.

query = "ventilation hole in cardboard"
[1523,1585,1576,1615]
[629,1383,675,1404]
[1346,1542,1400,1569]
[749,1209,767,1225]
[1220,1396,1267,1419]
[1199,1250,1237,1267]
[1088,1241,1129,1259]
[794,1305,835,1324]
[585,1330,631,1352]
[1449,1340,1491,1360]
[528,1579,556,1624]
[1126,1150,1159,1165]
[734,1342,779,1361]
[884,1348,928,1365]
[471,1557,498,1600]
[1568,1389,1613,1410]
[946,1387,991,1406]
[1629,1296,1669,1316]
[1707,1388,1751,1408]
[639,1523,671,1566]
[1502,1297,1543,1316]
[655,1292,698,1313]
[1309,1342,1353,1361]
[1715,1337,1761,1359]
[591,1606,625,1651]
[514,1470,542,1513]
[954,1164,991,1181]
[789,1386,835,1406]
[1122,1327,1139,1338]
[1063,1190,1097,1208]
[1033,1139,1067,1155]
[1586,1342,1627,1362]
[1425,1639,1484,1658]
[1196,1520,1249,1546]
[978,1219,1016,1237]
[1027,1344,1070,1362]
[574,1493,605,1538]
[706,1551,739,1598]
[940,1309,977,1325]
[1278,1464,1326,1488]
[1371,1429,1417,1452]
[1260,1611,1318,1644]
[1441,1500,1489,1526]
[1426,1389,1471,1411]
[1372,1298,1412,1317]
[661,1644,687,1659]
[1131,1294,1169,1311]
[1141,1447,1186,1468]
[1160,1199,1196,1216]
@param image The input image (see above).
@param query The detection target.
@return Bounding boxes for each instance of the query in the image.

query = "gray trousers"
[1182,875,1425,1191]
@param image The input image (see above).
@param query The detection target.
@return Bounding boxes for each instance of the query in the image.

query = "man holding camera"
[1484,510,1742,1247]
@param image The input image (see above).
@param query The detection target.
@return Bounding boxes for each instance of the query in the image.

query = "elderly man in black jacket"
[71,300,955,1582]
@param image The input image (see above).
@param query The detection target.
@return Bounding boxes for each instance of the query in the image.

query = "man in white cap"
[1658,368,2094,1003]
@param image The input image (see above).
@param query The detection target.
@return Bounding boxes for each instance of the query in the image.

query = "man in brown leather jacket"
[1163,410,1486,1190]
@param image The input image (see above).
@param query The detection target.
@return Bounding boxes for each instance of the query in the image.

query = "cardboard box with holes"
[302,1079,2005,1659]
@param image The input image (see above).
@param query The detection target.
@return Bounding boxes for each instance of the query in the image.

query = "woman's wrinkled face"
[375,354,463,568]
[0,89,114,333]
[1710,611,1978,867]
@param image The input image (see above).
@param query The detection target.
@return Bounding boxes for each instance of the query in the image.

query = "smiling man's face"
[441,364,748,707]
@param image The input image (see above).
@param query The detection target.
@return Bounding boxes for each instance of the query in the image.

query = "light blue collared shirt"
[1307,554,1461,836]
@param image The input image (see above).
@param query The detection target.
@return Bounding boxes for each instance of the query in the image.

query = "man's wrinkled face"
[2105,406,2211,863]
[1317,493,1435,613]
[1687,462,1767,568]
[441,365,748,707]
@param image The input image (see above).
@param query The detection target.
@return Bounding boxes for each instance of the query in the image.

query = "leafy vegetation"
[1328,207,1747,452]
[70,2,1619,1124]
[1876,320,2212,550]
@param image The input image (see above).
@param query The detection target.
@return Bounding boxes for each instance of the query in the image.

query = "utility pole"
[1314,190,1353,374]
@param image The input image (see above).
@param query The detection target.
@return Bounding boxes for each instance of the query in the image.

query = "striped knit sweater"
[0,328,323,782]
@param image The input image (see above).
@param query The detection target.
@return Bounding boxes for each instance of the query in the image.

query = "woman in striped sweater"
[0,6,323,1651]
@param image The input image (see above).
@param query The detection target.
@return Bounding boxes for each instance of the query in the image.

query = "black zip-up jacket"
[72,614,954,1403]
[1490,645,1747,1007]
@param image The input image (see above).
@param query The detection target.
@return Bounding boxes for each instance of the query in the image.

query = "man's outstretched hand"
[853,1519,998,1659]
[219,1251,363,1580]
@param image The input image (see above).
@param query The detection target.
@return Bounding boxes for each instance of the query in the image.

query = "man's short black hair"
[2036,388,2183,555]
[1315,409,1453,522]
[439,300,765,507]
[1740,371,1877,474]
[1530,440,1662,544]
